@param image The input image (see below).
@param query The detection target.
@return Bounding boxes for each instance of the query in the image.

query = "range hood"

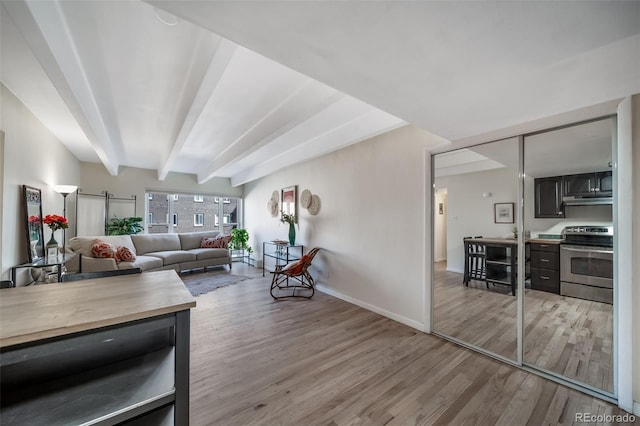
[563,196,613,206]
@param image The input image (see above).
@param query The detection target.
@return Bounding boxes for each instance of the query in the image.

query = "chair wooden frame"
[270,247,320,299]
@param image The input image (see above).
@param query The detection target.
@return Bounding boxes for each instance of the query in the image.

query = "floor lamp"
[53,185,78,253]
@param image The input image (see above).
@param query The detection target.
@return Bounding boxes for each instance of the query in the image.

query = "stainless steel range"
[560,226,613,304]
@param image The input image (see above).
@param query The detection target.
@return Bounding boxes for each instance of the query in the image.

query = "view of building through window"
[146,192,241,234]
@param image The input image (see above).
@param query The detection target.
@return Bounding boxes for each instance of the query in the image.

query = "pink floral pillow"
[201,234,232,249]
[91,240,116,258]
[115,246,136,263]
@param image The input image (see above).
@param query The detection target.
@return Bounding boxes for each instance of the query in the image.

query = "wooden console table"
[0,270,196,425]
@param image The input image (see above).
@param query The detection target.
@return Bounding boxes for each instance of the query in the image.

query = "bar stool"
[464,236,485,285]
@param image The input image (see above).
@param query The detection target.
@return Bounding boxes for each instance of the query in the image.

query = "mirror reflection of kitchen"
[433,137,519,361]
[523,117,614,394]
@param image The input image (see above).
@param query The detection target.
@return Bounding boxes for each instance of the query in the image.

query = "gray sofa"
[68,231,231,273]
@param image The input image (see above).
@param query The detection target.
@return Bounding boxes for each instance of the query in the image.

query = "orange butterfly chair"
[270,247,321,299]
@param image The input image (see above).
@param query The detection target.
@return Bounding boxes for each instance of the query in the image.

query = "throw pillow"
[115,246,136,263]
[201,234,232,249]
[91,240,116,258]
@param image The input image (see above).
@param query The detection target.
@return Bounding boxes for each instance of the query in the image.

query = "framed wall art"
[494,202,514,224]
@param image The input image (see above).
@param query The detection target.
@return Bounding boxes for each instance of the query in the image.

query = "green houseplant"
[229,228,253,255]
[106,216,144,235]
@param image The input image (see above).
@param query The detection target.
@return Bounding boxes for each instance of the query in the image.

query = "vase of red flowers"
[43,214,68,257]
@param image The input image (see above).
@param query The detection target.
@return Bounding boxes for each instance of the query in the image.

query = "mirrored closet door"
[523,117,615,395]
[432,138,519,361]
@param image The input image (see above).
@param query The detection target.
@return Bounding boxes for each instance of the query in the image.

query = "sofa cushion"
[179,231,220,250]
[123,255,163,271]
[132,234,181,255]
[201,234,232,248]
[145,250,196,265]
[69,235,135,257]
[187,248,230,261]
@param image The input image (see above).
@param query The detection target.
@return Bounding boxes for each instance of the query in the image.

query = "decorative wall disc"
[308,195,321,215]
[267,200,279,217]
[300,189,312,208]
[271,190,279,202]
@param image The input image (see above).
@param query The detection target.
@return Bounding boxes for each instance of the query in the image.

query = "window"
[146,191,242,233]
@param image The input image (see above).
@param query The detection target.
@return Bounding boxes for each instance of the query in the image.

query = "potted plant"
[229,228,254,263]
[229,228,250,251]
[106,216,144,235]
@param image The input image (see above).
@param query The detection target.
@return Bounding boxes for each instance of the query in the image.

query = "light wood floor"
[432,261,614,394]
[184,264,630,425]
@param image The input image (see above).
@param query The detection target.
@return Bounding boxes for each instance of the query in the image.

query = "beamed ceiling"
[1,1,639,186]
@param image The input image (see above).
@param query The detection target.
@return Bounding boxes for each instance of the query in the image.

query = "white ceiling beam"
[197,81,344,184]
[4,0,121,175]
[229,110,406,186]
[157,39,238,180]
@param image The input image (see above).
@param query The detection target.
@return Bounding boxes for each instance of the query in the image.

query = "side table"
[262,241,304,277]
[11,252,82,286]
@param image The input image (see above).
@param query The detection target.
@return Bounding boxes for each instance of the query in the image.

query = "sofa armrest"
[81,256,118,273]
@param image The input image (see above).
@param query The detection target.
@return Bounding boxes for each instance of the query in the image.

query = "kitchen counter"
[1,270,196,347]
[527,238,564,244]
[1,270,196,425]
[463,237,564,245]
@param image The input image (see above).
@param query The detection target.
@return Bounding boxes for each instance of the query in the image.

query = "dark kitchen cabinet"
[596,171,613,195]
[530,242,560,294]
[534,176,564,218]
[564,171,612,197]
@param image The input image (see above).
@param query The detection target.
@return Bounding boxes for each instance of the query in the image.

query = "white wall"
[629,95,640,413]
[79,162,243,227]
[1,84,81,281]
[433,190,447,262]
[245,125,436,329]
[435,166,518,273]
[0,130,4,275]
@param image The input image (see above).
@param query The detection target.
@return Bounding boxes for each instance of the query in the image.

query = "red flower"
[28,215,41,225]
[43,214,69,231]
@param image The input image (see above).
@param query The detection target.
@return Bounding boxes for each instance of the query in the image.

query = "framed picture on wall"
[494,202,514,224]
[281,186,297,221]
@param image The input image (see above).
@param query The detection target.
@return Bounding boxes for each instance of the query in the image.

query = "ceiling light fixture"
[154,8,179,26]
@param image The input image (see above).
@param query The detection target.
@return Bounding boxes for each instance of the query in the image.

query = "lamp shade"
[53,185,78,195]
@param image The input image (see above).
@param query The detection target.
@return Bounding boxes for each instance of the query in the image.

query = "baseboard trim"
[316,284,425,332]
[446,266,464,274]
[634,401,640,416]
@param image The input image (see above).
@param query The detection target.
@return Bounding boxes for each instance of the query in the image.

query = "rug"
[182,273,250,297]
